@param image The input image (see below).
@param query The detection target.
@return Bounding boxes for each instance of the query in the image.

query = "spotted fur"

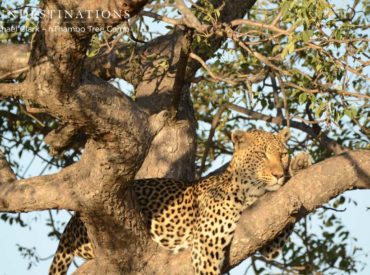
[49,129,291,275]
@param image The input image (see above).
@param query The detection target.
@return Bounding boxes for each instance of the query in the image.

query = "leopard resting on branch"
[49,128,312,275]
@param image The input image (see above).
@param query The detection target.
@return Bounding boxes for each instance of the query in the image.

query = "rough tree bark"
[0,0,369,274]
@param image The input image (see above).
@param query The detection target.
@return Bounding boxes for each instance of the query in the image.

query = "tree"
[0,0,369,274]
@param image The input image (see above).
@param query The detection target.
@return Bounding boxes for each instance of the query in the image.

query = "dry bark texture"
[0,0,369,274]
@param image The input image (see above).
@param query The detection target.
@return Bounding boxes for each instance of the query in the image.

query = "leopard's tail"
[49,215,94,275]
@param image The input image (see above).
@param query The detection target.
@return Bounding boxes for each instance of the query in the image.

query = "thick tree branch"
[0,151,81,212]
[0,83,34,100]
[130,0,258,181]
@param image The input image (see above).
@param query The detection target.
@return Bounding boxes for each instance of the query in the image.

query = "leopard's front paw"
[289,152,312,177]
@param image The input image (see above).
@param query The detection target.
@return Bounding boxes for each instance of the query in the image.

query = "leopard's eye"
[261,151,268,158]
[281,152,288,158]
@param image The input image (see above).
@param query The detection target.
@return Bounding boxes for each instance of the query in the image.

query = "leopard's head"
[231,128,290,191]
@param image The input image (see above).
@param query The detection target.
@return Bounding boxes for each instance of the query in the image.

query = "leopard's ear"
[231,130,252,147]
[231,130,246,145]
[277,128,291,143]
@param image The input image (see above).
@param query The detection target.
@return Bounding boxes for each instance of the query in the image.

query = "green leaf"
[344,108,358,119]
[301,30,313,42]
[298,92,307,104]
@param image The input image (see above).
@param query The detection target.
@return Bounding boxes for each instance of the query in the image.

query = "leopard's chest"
[136,183,196,252]
[147,199,195,252]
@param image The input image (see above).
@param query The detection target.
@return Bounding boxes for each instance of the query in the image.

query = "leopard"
[49,128,306,275]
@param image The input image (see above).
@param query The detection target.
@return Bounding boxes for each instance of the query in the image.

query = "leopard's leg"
[191,208,237,275]
[259,223,294,260]
[191,225,224,275]
[49,215,94,275]
[289,152,312,177]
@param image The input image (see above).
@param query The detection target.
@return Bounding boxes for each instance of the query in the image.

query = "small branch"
[277,74,290,128]
[283,81,370,99]
[0,66,28,80]
[250,256,258,274]
[198,104,228,177]
[19,103,45,127]
[48,210,62,238]
[189,52,238,85]
[270,73,283,119]
[253,256,306,272]
[271,10,283,26]
[230,19,289,35]
[175,0,207,32]
[318,205,347,212]
[237,41,293,77]
[140,11,184,26]
[291,116,325,125]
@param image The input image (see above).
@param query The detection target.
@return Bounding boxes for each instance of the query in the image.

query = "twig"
[48,210,62,239]
[277,74,290,128]
[189,52,238,85]
[0,66,28,80]
[254,255,307,272]
[270,73,283,119]
[271,10,283,26]
[318,205,347,212]
[230,19,289,35]
[283,81,370,99]
[198,104,228,177]
[235,39,293,77]
[140,11,184,26]
[291,116,325,124]
[19,103,45,127]
[251,256,259,274]
[21,154,36,179]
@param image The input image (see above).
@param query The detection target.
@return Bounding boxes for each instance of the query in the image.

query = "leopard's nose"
[272,169,284,180]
